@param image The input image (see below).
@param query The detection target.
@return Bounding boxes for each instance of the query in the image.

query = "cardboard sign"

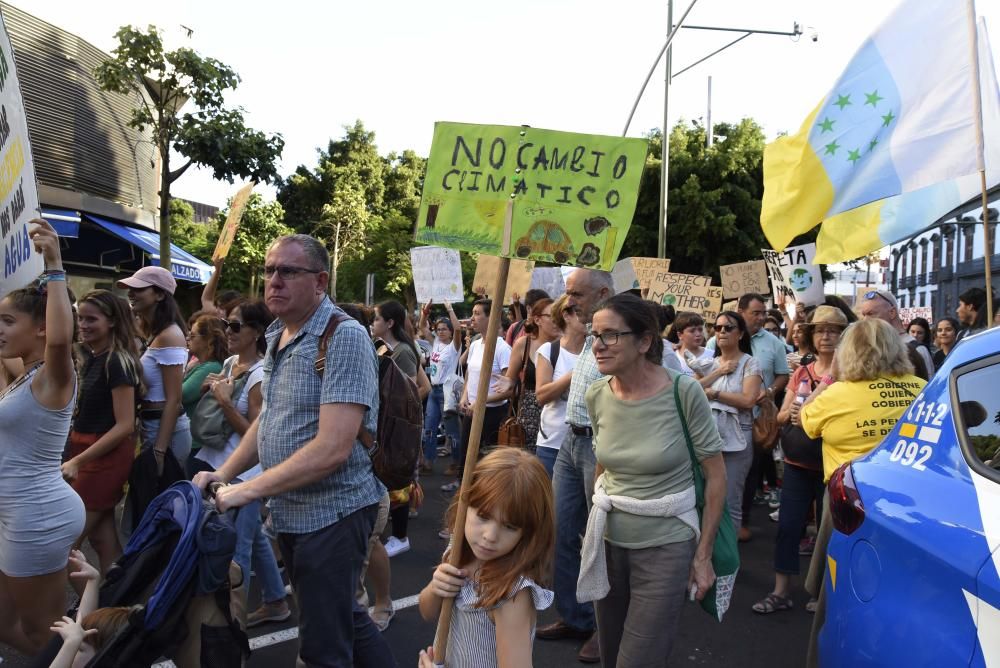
[0,18,41,300]
[762,243,824,307]
[212,182,255,262]
[719,260,769,299]
[472,254,534,304]
[415,122,648,270]
[647,272,724,322]
[722,300,738,312]
[898,306,932,323]
[410,246,464,304]
[611,257,671,294]
[529,267,565,299]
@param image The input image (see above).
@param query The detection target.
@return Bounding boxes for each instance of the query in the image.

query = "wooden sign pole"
[432,208,513,666]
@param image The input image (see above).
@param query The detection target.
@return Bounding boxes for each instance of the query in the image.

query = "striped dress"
[447,575,554,667]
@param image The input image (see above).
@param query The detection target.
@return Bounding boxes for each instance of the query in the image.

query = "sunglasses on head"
[715,324,739,333]
[864,290,895,307]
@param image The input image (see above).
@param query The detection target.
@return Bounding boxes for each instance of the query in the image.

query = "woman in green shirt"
[183,314,228,474]
[583,294,727,666]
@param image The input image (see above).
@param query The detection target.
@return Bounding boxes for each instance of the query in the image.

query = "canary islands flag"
[762,1,1000,264]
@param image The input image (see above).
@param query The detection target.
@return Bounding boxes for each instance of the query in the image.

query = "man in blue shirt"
[195,234,394,667]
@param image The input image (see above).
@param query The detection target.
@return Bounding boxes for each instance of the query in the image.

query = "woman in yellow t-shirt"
[797,317,926,667]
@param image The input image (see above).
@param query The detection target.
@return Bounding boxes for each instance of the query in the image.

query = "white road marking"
[150,591,426,666]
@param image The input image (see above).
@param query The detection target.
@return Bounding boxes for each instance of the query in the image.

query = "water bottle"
[795,378,811,404]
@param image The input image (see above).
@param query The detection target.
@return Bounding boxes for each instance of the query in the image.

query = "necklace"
[0,360,44,403]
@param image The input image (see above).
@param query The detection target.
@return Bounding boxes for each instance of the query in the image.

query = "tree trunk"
[329,221,340,300]
[158,144,172,271]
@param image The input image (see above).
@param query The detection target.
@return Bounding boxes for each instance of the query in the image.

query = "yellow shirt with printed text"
[801,375,926,482]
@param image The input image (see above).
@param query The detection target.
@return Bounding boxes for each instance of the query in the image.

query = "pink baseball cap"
[117,266,177,294]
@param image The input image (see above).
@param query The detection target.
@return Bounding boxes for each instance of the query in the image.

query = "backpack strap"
[315,311,377,451]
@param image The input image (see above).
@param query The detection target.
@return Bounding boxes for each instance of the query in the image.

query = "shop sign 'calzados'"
[415,122,648,271]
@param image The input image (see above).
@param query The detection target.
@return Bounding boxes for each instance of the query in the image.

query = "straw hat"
[802,305,849,329]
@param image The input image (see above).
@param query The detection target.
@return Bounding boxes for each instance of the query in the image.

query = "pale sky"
[12,0,1000,208]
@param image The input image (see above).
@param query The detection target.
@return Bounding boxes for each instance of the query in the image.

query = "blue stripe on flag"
[808,38,902,216]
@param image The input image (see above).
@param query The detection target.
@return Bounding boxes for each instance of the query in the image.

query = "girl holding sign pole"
[0,219,86,655]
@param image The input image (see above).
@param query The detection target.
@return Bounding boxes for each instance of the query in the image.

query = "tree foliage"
[173,193,292,294]
[94,25,284,268]
[623,119,821,284]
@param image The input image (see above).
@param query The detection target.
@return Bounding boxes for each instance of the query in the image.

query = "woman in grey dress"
[0,219,85,655]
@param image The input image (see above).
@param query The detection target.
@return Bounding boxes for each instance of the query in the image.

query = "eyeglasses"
[225,320,243,333]
[263,265,322,281]
[715,324,738,333]
[864,290,895,307]
[764,326,779,333]
[593,331,634,346]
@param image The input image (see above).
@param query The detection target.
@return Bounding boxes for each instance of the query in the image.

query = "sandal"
[752,593,794,614]
[371,605,395,632]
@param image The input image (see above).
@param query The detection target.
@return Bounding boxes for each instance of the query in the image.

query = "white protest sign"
[611,257,672,294]
[762,243,824,307]
[611,257,638,294]
[473,254,534,304]
[720,260,770,299]
[898,306,932,323]
[410,246,464,304]
[647,272,724,322]
[0,18,41,300]
[529,267,565,299]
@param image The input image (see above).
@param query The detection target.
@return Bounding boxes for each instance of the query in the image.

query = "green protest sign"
[415,122,648,271]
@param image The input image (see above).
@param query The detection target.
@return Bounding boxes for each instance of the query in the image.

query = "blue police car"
[821,327,1000,666]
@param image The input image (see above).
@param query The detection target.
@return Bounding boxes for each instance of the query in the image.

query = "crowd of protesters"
[1,219,998,667]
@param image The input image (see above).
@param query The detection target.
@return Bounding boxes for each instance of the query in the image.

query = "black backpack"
[316,313,424,490]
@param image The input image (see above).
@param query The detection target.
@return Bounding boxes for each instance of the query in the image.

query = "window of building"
[910,244,918,277]
[899,248,907,280]
[920,241,928,277]
[919,292,926,307]
[932,236,941,273]
[946,229,955,268]
[964,224,975,263]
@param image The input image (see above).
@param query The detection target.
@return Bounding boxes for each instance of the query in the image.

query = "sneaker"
[799,536,816,555]
[409,508,419,519]
[769,509,780,522]
[285,583,294,595]
[767,489,781,509]
[441,480,460,492]
[753,493,768,506]
[437,446,451,457]
[385,536,411,557]
[438,528,452,540]
[247,600,291,628]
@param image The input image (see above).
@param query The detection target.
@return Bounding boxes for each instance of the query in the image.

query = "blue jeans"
[233,498,286,604]
[552,430,597,632]
[774,464,825,575]
[140,414,193,467]
[423,385,460,464]
[536,446,558,479]
[279,504,396,668]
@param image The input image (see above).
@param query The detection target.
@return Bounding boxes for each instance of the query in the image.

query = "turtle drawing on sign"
[515,220,576,264]
[789,268,814,293]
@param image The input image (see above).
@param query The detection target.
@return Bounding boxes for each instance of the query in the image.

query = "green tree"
[173,193,292,296]
[95,25,285,269]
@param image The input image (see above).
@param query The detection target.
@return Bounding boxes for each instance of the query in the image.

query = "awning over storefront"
[82,214,213,284]
[41,208,80,238]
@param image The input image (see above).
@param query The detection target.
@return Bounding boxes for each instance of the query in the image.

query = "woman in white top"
[118,266,192,468]
[534,295,586,478]
[668,311,714,377]
[198,300,290,627]
[418,300,462,472]
[458,298,512,481]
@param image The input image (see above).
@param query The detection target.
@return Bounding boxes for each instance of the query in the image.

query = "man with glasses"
[859,289,933,380]
[193,234,395,667]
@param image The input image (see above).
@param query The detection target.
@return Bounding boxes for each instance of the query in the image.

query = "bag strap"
[672,372,706,506]
[550,340,561,369]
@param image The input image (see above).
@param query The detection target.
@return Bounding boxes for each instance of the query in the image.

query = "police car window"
[955,364,1000,468]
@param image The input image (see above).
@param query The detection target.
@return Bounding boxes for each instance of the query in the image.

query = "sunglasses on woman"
[715,324,739,333]
[225,320,244,333]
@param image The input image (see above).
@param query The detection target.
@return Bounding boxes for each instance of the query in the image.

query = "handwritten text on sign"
[473,254,534,305]
[415,123,648,271]
[719,260,769,299]
[762,243,824,307]
[0,22,41,300]
[410,246,464,304]
[647,272,723,322]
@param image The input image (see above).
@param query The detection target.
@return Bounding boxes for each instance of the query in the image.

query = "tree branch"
[168,159,194,183]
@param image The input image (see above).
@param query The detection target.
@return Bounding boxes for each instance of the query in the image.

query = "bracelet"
[42,273,66,283]
[821,374,835,385]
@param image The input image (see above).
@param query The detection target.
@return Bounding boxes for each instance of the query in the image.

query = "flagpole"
[968,0,993,320]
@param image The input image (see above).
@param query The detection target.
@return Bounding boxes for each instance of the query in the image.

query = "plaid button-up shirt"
[259,298,384,534]
[566,335,602,428]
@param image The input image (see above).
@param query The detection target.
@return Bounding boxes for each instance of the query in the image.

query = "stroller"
[34,481,250,667]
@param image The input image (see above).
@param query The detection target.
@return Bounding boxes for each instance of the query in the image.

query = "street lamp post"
[624,11,808,258]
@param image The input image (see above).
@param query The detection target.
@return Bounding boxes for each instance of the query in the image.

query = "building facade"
[2,2,211,297]
[888,185,1000,323]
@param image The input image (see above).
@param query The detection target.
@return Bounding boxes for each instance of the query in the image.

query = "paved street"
[0,467,814,667]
